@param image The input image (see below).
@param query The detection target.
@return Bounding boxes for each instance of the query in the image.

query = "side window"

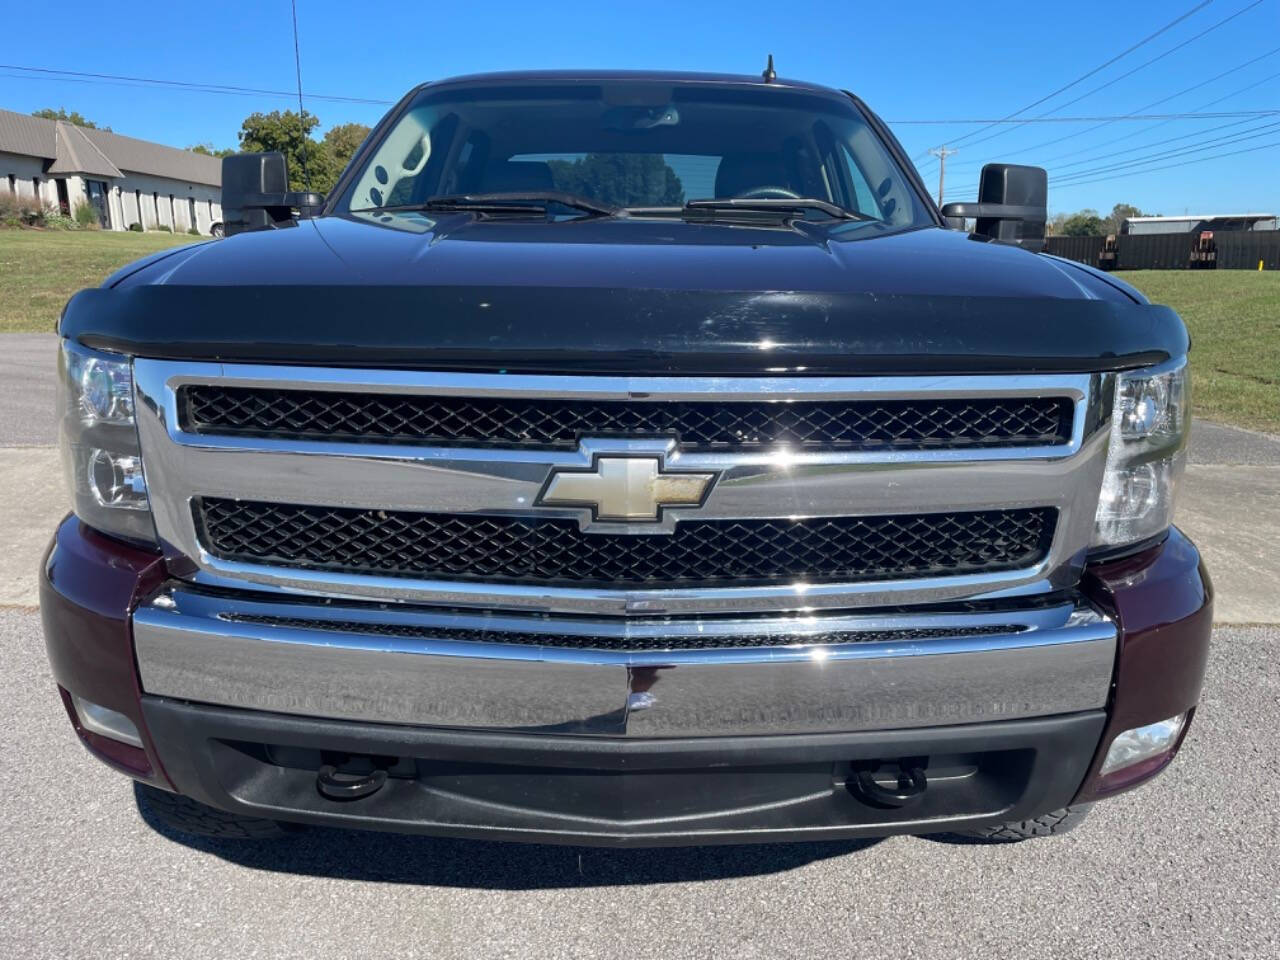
[838,144,878,216]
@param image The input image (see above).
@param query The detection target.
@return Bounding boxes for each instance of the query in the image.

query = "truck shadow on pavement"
[134,784,882,888]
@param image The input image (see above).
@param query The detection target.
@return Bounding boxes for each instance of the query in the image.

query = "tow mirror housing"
[221,152,324,237]
[940,163,1047,252]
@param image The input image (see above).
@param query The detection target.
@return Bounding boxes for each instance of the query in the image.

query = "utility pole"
[929,146,958,205]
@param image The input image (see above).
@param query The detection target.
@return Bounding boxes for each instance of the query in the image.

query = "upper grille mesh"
[197,498,1056,589]
[181,386,1074,452]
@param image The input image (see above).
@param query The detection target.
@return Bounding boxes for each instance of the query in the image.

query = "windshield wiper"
[357,192,625,218]
[683,197,872,221]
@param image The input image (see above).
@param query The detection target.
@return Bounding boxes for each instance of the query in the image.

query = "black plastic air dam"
[62,285,1186,375]
[141,699,1105,847]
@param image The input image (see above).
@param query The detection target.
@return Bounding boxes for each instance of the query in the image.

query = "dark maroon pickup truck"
[42,70,1210,847]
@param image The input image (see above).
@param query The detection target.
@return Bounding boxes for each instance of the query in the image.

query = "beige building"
[0,108,222,234]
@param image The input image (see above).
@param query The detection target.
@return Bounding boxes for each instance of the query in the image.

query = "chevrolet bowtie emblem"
[538,457,716,522]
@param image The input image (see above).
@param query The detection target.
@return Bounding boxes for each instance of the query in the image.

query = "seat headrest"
[713,153,791,198]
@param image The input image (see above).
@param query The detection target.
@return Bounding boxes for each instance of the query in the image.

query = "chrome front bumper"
[134,587,1117,737]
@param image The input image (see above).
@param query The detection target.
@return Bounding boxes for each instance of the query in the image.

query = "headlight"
[1092,358,1188,549]
[58,339,156,545]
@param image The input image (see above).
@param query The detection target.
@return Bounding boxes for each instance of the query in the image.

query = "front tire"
[949,804,1093,842]
[135,783,294,840]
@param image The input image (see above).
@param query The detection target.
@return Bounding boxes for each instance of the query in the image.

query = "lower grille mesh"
[197,498,1056,588]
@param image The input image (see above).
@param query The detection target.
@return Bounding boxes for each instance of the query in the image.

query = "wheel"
[135,783,295,840]
[948,804,1093,843]
[210,222,224,238]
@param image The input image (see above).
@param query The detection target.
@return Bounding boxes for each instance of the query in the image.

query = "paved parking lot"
[3,331,1278,958]
[4,610,1276,959]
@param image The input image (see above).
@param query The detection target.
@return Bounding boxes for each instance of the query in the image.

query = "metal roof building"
[1122,214,1277,235]
[0,108,223,234]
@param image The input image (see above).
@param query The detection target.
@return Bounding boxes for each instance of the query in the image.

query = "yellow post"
[1261,260,1266,271]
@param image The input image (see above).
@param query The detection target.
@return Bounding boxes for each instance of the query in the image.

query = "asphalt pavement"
[0,334,57,447]
[3,610,1276,959]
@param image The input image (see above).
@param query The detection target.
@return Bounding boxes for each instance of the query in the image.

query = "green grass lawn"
[1117,271,1279,434]
[0,231,1275,432]
[0,229,200,333]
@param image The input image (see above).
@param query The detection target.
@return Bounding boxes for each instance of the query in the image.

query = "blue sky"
[2,0,1277,216]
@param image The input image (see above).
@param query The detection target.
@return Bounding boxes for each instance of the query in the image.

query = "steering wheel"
[734,186,802,200]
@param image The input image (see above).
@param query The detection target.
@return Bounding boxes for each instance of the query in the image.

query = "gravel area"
[2,610,1275,959]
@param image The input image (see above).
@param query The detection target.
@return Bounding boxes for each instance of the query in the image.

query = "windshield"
[340,81,930,227]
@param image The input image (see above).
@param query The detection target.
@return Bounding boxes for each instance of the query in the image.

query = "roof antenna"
[290,0,312,192]
[762,53,777,83]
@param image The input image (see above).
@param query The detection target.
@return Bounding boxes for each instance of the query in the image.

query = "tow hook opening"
[848,758,928,808]
[312,753,398,801]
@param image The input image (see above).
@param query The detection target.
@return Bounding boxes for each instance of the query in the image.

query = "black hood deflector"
[62,285,1186,375]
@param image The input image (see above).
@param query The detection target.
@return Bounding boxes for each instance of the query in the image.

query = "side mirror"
[221,152,324,237]
[940,163,1047,252]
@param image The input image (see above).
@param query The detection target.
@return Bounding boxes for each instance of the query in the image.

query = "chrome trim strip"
[142,361,1095,403]
[134,588,1118,737]
[133,360,1111,615]
[178,559,1063,616]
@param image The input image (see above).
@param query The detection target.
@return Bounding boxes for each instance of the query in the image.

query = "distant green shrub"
[152,223,173,233]
[127,221,144,232]
[72,202,99,228]
[187,226,201,235]
[43,212,78,230]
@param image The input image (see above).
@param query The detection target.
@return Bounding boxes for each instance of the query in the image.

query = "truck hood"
[68,215,1185,375]
[112,214,1134,299]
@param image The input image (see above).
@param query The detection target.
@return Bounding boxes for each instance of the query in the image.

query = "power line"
[1047,136,1280,189]
[1051,118,1280,184]
[1048,113,1266,171]
[4,60,1269,128]
[949,119,1280,196]
[0,62,394,105]
[947,108,1279,192]
[913,0,1214,160]
[941,0,1266,154]
[899,109,1276,125]
[1027,48,1280,164]
[1041,70,1280,165]
[936,47,1280,174]
[0,71,306,100]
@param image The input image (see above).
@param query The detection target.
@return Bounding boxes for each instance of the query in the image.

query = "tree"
[238,109,336,193]
[187,142,235,158]
[323,123,372,174]
[1061,210,1105,237]
[546,154,684,207]
[32,107,109,131]
[1103,203,1145,235]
